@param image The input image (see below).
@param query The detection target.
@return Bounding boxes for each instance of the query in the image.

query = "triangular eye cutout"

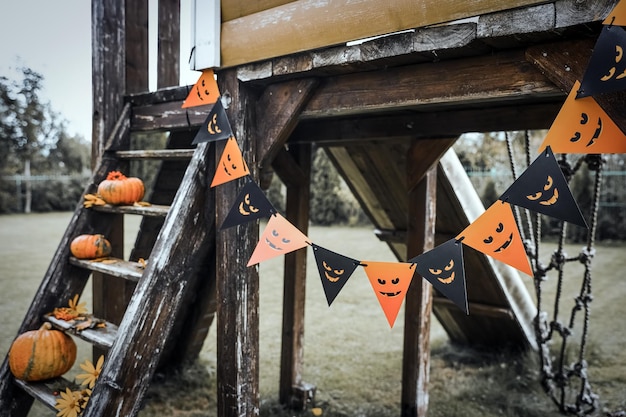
[192,98,233,145]
[247,213,310,267]
[312,244,360,306]
[211,137,250,187]
[603,0,626,27]
[499,146,587,228]
[362,261,415,328]
[577,25,626,98]
[409,239,468,315]
[221,181,276,229]
[182,69,220,108]
[539,81,626,154]
[456,201,532,276]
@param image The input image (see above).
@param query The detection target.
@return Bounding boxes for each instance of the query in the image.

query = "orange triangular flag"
[247,213,310,266]
[456,201,532,276]
[604,0,626,26]
[539,81,626,154]
[182,69,220,108]
[211,137,250,187]
[362,261,415,328]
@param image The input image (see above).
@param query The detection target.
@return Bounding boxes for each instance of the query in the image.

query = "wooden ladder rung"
[91,203,170,217]
[45,315,118,349]
[69,257,144,282]
[114,149,194,160]
[14,377,74,412]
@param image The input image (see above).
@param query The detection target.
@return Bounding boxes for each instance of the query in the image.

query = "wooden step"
[114,149,194,160]
[69,257,145,282]
[14,377,73,412]
[91,203,170,217]
[45,315,118,349]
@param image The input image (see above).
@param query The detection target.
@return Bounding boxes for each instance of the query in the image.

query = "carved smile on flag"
[526,175,559,206]
[482,222,514,253]
[377,277,401,297]
[238,193,259,216]
[207,113,221,135]
[322,261,344,283]
[265,229,290,251]
[428,259,456,284]
[223,153,238,176]
[570,112,603,147]
[600,45,626,81]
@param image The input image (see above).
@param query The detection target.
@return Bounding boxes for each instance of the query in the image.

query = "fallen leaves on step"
[83,193,106,208]
[133,201,152,207]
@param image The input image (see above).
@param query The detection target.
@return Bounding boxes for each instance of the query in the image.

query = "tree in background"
[0,67,90,213]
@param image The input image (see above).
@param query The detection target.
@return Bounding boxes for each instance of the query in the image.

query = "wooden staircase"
[0,100,217,416]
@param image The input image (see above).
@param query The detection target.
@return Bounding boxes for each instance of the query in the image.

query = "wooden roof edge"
[235,0,612,83]
[439,149,538,350]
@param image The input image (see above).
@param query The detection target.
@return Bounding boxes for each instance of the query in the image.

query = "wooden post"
[279,144,312,407]
[215,69,260,417]
[91,0,138,358]
[157,0,180,88]
[401,152,436,417]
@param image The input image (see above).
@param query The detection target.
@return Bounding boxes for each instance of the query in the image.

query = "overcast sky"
[0,0,199,142]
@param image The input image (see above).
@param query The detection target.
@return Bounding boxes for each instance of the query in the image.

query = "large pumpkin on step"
[97,170,145,205]
[8,322,77,382]
[70,234,112,259]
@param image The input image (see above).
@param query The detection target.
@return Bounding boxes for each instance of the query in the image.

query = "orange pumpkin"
[70,234,112,259]
[8,322,77,382]
[97,171,145,205]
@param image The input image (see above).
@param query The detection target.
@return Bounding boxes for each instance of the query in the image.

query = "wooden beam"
[215,68,260,417]
[402,160,436,417]
[157,0,180,88]
[290,102,562,144]
[222,0,295,22]
[279,143,313,408]
[220,0,551,67]
[256,78,318,171]
[301,49,561,118]
[526,37,626,134]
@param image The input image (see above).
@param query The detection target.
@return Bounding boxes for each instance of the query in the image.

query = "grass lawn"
[1,212,624,417]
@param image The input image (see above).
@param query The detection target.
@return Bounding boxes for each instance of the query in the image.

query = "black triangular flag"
[577,25,626,98]
[410,239,468,315]
[499,146,588,228]
[220,181,276,229]
[192,97,233,145]
[312,244,360,306]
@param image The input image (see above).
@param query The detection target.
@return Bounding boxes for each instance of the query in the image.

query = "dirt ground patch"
[1,213,624,416]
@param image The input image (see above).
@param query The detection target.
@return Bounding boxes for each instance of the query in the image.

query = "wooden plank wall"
[219,0,550,67]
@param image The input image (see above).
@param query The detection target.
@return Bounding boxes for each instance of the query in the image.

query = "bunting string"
[181,2,626,412]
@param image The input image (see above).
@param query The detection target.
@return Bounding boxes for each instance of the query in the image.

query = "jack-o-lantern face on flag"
[312,244,360,306]
[192,98,233,145]
[456,201,533,276]
[211,137,250,187]
[247,213,310,267]
[577,25,626,98]
[499,146,587,228]
[362,261,415,328]
[182,69,220,108]
[539,81,626,154]
[409,239,468,315]
[221,180,276,230]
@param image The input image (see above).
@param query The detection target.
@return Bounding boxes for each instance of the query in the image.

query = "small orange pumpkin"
[70,234,112,259]
[97,171,145,205]
[8,322,77,382]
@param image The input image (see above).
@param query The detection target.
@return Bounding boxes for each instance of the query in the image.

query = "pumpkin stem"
[40,322,53,331]
[106,170,127,181]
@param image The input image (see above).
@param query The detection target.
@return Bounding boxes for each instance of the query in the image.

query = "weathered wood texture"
[220,0,551,67]
[157,0,180,88]
[81,140,217,417]
[215,69,260,417]
[279,144,312,406]
[402,163,436,417]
